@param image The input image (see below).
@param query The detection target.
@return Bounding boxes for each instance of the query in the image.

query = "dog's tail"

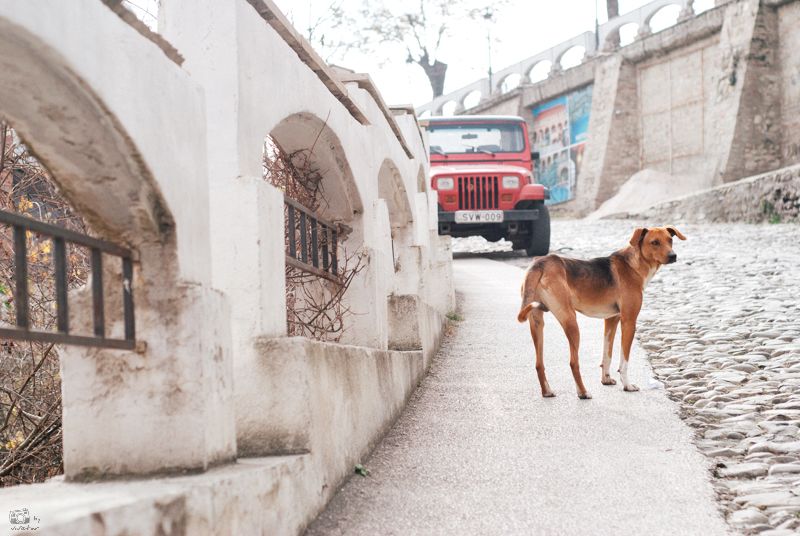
[517,266,545,323]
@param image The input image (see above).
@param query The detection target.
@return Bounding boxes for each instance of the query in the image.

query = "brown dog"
[516,226,686,399]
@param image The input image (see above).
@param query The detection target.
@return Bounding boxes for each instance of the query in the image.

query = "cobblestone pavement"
[472,219,800,535]
[307,248,727,535]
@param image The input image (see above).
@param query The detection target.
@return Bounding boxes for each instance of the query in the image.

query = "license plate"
[454,210,504,223]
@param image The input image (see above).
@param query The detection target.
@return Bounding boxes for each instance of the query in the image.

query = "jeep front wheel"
[525,204,550,257]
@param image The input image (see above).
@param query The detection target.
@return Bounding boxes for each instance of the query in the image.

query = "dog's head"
[629,226,686,265]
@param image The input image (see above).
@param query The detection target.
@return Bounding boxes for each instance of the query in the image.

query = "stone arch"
[497,72,522,94]
[526,60,552,83]
[0,18,174,251]
[269,112,363,223]
[556,45,586,70]
[441,100,458,116]
[645,4,681,33]
[692,0,714,15]
[603,22,640,50]
[0,11,232,480]
[378,159,413,230]
[461,90,482,110]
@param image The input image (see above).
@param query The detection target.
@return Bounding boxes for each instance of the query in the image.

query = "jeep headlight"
[502,175,520,189]
[436,177,454,190]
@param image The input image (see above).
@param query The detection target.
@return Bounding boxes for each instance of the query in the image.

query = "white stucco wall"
[0,0,452,532]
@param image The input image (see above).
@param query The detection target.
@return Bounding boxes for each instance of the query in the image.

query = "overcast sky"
[123,0,714,107]
[272,0,715,107]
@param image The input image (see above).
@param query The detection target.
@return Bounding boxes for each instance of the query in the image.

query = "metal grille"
[457,176,500,210]
[284,197,342,284]
[0,209,136,350]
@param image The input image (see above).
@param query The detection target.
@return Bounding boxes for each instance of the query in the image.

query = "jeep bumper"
[437,209,541,238]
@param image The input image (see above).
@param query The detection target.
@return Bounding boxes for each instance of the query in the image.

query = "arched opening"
[461,90,482,110]
[377,158,414,325]
[266,112,366,343]
[527,61,552,83]
[0,17,182,482]
[619,23,639,47]
[269,112,363,224]
[692,0,715,15]
[558,46,586,70]
[499,73,522,94]
[441,100,458,116]
[378,159,413,234]
[647,4,681,33]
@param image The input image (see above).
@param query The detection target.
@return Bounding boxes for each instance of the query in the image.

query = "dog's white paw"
[623,384,640,392]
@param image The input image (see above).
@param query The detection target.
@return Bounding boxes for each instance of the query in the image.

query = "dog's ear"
[629,227,648,248]
[666,226,686,240]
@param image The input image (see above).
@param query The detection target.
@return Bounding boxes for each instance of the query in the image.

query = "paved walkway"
[306,258,729,535]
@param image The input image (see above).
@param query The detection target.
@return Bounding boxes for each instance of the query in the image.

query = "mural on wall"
[531,85,593,204]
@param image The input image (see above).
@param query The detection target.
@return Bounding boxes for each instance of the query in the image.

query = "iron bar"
[287,203,296,259]
[13,225,29,329]
[299,211,308,264]
[122,256,135,341]
[310,217,318,268]
[331,230,339,273]
[0,209,131,257]
[53,237,68,333]
[321,227,330,272]
[91,248,104,337]
[0,327,135,350]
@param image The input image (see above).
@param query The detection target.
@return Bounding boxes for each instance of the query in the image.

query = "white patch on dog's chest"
[643,266,658,288]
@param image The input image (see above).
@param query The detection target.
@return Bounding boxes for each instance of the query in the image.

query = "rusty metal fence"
[0,209,135,350]
[284,197,342,284]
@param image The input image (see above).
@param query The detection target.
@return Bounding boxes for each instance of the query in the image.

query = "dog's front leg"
[601,316,619,385]
[619,316,639,392]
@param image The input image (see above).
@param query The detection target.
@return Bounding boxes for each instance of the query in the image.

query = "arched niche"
[461,90,482,110]
[498,73,522,94]
[0,17,175,252]
[441,101,458,116]
[378,159,413,230]
[527,61,552,83]
[646,4,681,33]
[269,112,364,224]
[557,46,586,70]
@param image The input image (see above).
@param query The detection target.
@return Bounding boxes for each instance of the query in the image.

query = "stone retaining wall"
[621,164,800,223]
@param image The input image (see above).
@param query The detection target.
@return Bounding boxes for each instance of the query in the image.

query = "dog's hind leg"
[601,316,619,385]
[556,311,591,400]
[529,310,554,398]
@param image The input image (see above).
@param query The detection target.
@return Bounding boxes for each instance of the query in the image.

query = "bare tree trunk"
[418,53,448,98]
[606,0,619,19]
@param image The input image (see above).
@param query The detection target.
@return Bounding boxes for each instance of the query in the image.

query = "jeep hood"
[430,163,531,177]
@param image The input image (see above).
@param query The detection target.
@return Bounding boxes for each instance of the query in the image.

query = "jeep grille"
[457,176,500,210]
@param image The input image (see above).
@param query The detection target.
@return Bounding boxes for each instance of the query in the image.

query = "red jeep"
[422,115,550,256]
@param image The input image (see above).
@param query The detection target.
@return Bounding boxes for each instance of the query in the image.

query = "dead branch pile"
[263,137,365,342]
[0,122,88,486]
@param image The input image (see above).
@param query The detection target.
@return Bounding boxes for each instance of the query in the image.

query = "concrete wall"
[778,1,800,167]
[0,0,453,533]
[433,0,800,216]
[637,35,719,178]
[622,163,800,223]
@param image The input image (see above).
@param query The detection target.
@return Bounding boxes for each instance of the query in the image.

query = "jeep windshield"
[427,123,525,155]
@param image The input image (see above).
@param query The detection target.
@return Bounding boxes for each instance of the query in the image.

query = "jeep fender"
[519,184,548,201]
